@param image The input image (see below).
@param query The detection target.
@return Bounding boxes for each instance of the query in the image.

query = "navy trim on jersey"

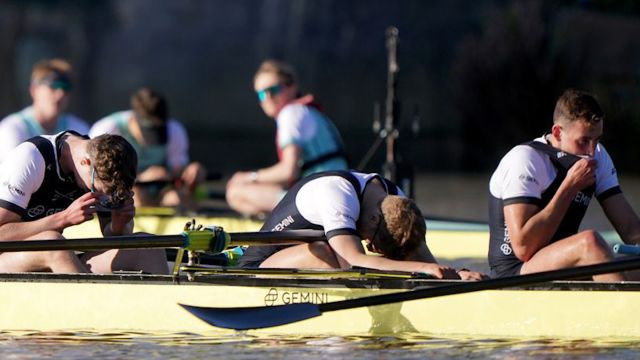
[0,199,26,217]
[596,186,622,202]
[503,196,541,206]
[326,228,359,240]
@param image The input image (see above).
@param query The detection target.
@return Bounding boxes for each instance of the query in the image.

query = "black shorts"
[235,245,289,268]
[489,261,523,278]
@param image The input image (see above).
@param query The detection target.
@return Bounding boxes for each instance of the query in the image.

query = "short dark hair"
[553,89,604,125]
[376,196,426,260]
[130,87,169,127]
[88,134,137,205]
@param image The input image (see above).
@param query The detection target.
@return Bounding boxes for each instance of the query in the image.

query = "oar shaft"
[320,257,640,312]
[0,234,187,252]
[229,230,326,245]
[0,229,327,253]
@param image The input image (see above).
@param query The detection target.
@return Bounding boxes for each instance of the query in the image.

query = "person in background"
[0,131,168,274]
[237,170,486,280]
[226,59,349,218]
[90,87,206,209]
[488,89,640,281]
[0,58,90,163]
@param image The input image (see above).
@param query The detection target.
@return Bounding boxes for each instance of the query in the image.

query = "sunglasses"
[91,166,123,210]
[256,84,283,102]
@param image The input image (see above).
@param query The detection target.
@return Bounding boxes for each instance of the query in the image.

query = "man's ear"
[551,124,562,142]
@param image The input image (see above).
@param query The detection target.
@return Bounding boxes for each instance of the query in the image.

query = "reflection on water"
[1,331,639,359]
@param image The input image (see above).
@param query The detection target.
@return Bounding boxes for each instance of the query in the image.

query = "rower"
[225,60,349,218]
[488,89,640,281]
[0,131,168,274]
[90,87,207,210]
[0,58,90,163]
[236,170,486,280]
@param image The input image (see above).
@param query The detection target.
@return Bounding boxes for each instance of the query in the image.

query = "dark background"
[1,0,640,177]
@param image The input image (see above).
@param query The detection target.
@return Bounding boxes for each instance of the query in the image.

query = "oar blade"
[179,303,321,330]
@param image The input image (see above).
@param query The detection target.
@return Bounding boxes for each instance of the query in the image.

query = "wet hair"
[553,89,604,125]
[88,134,138,205]
[254,59,297,87]
[130,87,169,126]
[375,196,426,260]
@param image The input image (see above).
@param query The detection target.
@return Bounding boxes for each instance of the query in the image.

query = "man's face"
[554,118,603,157]
[30,82,69,119]
[254,72,295,118]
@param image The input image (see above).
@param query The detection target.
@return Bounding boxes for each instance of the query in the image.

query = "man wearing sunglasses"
[0,131,168,274]
[0,58,90,163]
[226,59,349,218]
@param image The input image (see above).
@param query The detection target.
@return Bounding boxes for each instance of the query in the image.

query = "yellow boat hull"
[0,272,638,339]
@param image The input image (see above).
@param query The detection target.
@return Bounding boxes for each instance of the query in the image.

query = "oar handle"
[613,243,640,255]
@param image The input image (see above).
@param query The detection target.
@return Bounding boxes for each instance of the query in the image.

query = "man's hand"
[60,192,99,229]
[457,269,489,281]
[109,193,135,235]
[137,165,171,183]
[565,158,597,191]
[418,263,460,279]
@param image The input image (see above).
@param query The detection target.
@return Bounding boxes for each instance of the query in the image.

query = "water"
[1,331,639,359]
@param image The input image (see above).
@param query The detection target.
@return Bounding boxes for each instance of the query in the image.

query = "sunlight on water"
[0,331,639,359]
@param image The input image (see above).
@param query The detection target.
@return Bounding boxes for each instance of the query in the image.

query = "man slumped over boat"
[488,89,640,281]
[237,170,486,280]
[0,131,168,274]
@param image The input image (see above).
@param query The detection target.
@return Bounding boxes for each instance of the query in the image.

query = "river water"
[1,331,639,359]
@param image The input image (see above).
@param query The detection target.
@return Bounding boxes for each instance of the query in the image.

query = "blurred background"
[1,0,640,225]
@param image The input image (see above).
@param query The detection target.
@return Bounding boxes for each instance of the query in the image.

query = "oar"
[179,256,640,330]
[0,229,326,253]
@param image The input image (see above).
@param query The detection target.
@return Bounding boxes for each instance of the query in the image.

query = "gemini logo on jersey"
[501,224,513,255]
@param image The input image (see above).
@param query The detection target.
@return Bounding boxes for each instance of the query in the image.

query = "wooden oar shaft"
[320,256,640,312]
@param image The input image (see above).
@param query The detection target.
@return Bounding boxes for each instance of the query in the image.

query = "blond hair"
[254,59,297,87]
[31,58,72,83]
[376,195,426,260]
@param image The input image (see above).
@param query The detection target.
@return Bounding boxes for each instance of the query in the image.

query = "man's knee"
[577,230,613,257]
[29,230,64,240]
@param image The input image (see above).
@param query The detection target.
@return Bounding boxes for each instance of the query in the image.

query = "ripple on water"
[0,331,638,359]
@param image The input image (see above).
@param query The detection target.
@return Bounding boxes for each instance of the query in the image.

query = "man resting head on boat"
[237,170,486,280]
[90,87,207,209]
[488,89,640,281]
[0,131,168,274]
[226,59,349,218]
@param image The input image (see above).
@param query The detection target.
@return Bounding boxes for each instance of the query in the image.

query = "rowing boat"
[0,266,638,339]
[62,211,624,266]
[2,211,635,340]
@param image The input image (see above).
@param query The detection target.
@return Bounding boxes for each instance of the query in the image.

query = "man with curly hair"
[0,131,168,274]
[237,170,485,280]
